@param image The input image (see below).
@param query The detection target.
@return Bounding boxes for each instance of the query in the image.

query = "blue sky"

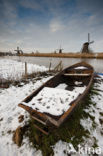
[0,0,103,53]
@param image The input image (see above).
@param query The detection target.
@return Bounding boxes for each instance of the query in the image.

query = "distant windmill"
[57,45,64,53]
[14,47,23,55]
[81,33,94,53]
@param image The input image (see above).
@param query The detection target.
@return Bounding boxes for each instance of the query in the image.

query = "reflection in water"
[4,56,103,73]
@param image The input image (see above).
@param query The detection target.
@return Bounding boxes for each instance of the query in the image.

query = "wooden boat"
[18,62,94,134]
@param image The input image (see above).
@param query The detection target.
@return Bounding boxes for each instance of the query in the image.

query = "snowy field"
[0,58,103,156]
[0,58,48,81]
[0,76,52,156]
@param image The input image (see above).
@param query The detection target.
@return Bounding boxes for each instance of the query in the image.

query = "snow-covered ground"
[0,76,52,156]
[79,76,103,155]
[0,57,103,156]
[0,58,48,81]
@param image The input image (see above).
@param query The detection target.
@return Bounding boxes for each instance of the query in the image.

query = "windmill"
[56,45,63,53]
[14,47,23,55]
[81,33,94,53]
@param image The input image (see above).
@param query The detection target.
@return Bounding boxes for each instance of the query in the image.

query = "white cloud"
[49,19,65,32]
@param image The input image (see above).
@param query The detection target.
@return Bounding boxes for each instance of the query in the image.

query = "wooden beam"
[31,115,46,125]
[33,123,49,135]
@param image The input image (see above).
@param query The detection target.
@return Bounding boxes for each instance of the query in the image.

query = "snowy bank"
[0,58,48,81]
[0,76,52,156]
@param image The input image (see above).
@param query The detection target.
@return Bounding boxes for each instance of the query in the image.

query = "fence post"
[25,62,27,77]
[49,62,52,72]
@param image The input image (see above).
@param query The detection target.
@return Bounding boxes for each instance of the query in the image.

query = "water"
[4,56,103,73]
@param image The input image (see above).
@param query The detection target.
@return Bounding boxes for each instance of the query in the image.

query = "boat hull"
[18,61,94,128]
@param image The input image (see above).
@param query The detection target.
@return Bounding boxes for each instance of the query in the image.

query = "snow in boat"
[74,66,88,69]
[22,85,86,116]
